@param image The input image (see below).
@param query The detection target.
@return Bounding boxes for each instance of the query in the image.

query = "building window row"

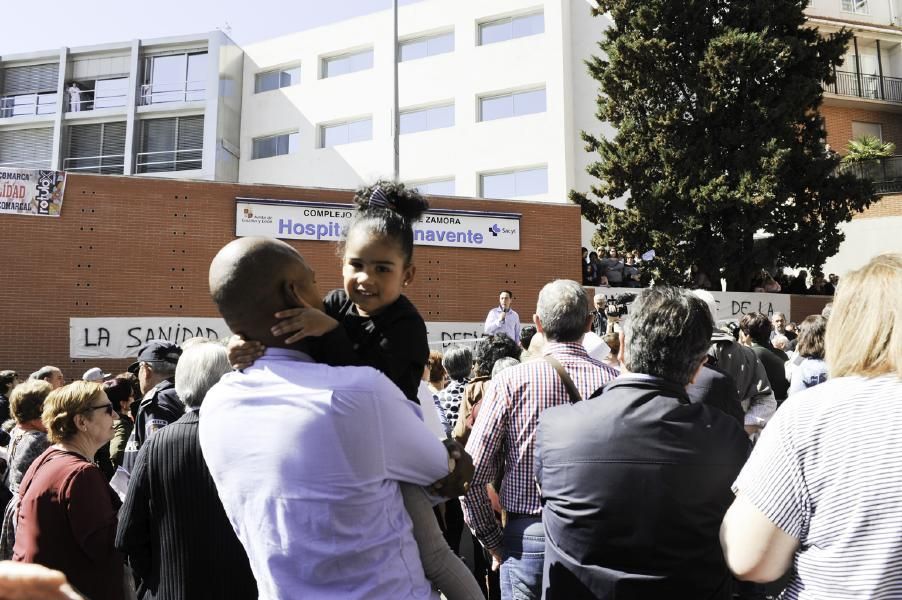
[412,166,549,199]
[840,0,869,14]
[252,131,300,159]
[253,9,545,91]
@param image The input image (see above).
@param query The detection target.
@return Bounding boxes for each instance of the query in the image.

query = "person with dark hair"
[95,378,134,478]
[484,290,521,343]
[451,334,521,445]
[462,281,619,599]
[519,326,538,353]
[788,315,828,395]
[0,380,52,560]
[439,345,473,433]
[740,312,789,404]
[423,350,451,437]
[0,370,19,425]
[202,237,476,599]
[788,270,809,295]
[536,287,749,598]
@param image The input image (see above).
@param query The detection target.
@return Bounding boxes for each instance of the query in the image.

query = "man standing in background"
[484,290,521,343]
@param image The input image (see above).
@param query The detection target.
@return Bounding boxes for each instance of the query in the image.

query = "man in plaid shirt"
[461,279,619,599]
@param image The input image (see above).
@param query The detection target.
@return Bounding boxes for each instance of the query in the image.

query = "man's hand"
[272,301,339,344]
[227,335,265,370]
[488,547,503,571]
[428,439,474,498]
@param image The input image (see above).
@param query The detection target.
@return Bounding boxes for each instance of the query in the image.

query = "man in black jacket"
[121,341,183,473]
[535,287,749,599]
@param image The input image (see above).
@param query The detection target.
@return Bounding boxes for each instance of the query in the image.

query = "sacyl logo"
[488,224,501,237]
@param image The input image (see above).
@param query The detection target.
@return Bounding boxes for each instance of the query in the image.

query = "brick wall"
[821,104,902,152]
[1,174,581,381]
[853,193,902,219]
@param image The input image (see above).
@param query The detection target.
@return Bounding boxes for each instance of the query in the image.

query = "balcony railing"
[0,93,58,118]
[67,94,129,113]
[0,158,52,169]
[139,81,205,106]
[826,70,902,104]
[135,148,202,173]
[840,155,902,194]
[63,154,125,175]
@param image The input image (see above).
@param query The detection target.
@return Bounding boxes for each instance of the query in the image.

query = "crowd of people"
[0,180,897,600]
[581,247,644,288]
[750,269,839,295]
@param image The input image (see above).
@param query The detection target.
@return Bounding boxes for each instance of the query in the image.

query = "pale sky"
[0,0,423,56]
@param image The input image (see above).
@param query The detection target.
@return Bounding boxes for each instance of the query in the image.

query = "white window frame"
[841,0,869,14]
[477,10,545,46]
[478,86,546,122]
[399,30,455,62]
[251,131,300,160]
[254,65,301,94]
[479,165,548,199]
[409,178,456,196]
[399,102,455,135]
[319,116,373,148]
[851,121,882,141]
[320,48,375,79]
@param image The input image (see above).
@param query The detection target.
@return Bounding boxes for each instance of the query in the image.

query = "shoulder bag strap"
[543,355,583,404]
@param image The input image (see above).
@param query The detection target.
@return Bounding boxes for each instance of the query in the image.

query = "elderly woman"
[721,253,902,598]
[438,345,472,433]
[0,380,52,559]
[787,315,828,395]
[12,381,123,600]
[116,342,256,600]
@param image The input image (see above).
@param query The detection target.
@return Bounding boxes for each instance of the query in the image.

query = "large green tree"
[572,0,875,290]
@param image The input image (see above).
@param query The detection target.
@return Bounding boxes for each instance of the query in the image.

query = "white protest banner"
[589,287,791,322]
[236,198,521,250]
[425,321,485,349]
[0,167,66,217]
[70,317,231,359]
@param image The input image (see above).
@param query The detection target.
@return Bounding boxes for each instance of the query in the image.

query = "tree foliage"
[571,0,875,290]
[843,136,895,162]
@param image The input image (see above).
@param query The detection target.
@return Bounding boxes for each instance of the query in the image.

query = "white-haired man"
[462,280,619,599]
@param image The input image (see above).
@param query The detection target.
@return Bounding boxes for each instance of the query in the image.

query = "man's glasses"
[85,403,114,416]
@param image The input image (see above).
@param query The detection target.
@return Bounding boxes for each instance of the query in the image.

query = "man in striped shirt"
[461,279,618,600]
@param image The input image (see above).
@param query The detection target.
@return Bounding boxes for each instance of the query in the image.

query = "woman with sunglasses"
[12,381,125,600]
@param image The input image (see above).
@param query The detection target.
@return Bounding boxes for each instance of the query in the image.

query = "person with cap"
[81,368,110,383]
[120,342,183,474]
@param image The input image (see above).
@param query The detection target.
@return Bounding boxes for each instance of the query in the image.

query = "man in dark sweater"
[116,342,256,600]
[536,287,749,599]
[740,313,790,405]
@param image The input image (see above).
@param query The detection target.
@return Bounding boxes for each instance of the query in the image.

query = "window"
[252,132,300,159]
[851,121,882,140]
[321,117,373,147]
[481,166,548,198]
[93,78,129,110]
[0,127,53,168]
[141,51,207,104]
[400,104,454,134]
[400,32,455,62]
[0,63,60,118]
[322,49,374,78]
[479,88,546,121]
[137,115,204,173]
[255,66,301,93]
[479,12,544,45]
[841,0,869,13]
[64,122,126,174]
[412,179,455,195]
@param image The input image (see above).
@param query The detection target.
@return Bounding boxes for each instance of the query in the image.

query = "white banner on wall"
[0,167,66,217]
[235,198,521,251]
[425,321,485,349]
[590,287,791,322]
[70,317,231,359]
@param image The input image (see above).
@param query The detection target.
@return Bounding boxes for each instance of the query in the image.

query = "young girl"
[231,181,482,600]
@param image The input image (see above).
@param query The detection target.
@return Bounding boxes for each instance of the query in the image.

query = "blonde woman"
[12,381,124,600]
[721,254,902,599]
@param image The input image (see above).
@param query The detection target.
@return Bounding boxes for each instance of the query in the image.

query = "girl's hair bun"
[353,180,429,223]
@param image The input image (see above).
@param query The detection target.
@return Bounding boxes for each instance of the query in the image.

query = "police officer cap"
[127,341,182,374]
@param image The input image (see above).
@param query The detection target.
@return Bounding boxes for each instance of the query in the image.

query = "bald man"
[199,237,467,599]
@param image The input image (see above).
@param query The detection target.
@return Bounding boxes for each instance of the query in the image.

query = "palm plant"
[843,136,896,163]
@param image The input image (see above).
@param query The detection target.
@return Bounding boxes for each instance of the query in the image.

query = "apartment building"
[805,0,902,275]
[0,31,243,181]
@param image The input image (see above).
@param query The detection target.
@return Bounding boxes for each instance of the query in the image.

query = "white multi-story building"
[238,0,608,243]
[0,31,243,181]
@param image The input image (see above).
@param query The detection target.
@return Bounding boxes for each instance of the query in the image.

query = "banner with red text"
[0,167,66,217]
